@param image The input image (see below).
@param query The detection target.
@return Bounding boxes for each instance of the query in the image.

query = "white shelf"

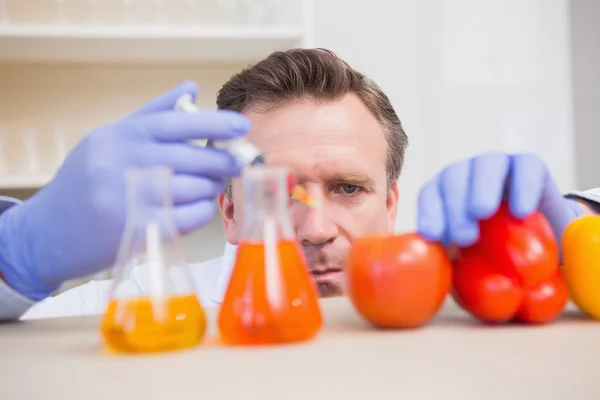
[0,174,52,189]
[0,24,306,63]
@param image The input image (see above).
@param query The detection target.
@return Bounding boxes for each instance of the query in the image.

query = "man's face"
[218,93,399,297]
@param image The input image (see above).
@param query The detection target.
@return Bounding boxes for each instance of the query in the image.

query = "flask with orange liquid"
[218,165,323,346]
[100,166,206,354]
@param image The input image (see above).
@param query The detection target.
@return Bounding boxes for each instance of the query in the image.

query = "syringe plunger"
[175,94,263,165]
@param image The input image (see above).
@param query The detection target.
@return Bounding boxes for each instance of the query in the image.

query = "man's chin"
[314,280,345,298]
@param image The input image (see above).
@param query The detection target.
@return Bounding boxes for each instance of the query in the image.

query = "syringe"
[174,94,317,207]
[175,93,266,165]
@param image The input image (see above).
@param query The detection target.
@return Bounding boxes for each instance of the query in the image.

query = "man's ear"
[386,181,399,231]
[217,192,238,245]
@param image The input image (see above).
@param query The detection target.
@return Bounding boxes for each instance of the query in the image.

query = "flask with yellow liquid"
[100,166,206,354]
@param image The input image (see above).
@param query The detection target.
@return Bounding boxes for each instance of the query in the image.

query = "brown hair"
[215,48,408,196]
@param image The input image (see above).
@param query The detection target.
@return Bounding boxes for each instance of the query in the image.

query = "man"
[1,48,599,321]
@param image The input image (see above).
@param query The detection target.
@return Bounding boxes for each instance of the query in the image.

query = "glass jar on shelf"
[0,127,8,177]
[0,0,9,25]
[239,0,276,26]
[215,0,241,26]
[178,0,203,26]
[0,120,69,186]
[0,123,38,183]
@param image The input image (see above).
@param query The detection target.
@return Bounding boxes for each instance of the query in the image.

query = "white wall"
[570,0,600,190]
[312,0,576,233]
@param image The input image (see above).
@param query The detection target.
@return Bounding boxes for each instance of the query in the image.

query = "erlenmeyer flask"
[101,166,206,354]
[218,165,323,345]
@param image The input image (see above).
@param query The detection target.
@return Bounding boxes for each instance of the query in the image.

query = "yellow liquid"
[101,295,206,354]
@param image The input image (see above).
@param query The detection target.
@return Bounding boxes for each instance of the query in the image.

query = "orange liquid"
[218,240,323,345]
[101,295,206,354]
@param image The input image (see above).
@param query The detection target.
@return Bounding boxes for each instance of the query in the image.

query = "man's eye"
[338,184,361,195]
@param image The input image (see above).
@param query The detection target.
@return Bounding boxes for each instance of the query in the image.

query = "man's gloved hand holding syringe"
[0,81,252,302]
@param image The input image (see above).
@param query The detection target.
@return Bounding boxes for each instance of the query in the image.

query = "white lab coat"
[20,242,239,320]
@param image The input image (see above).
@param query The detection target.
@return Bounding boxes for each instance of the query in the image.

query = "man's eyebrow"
[327,172,375,187]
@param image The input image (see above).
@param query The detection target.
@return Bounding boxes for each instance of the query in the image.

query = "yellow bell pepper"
[562,215,600,320]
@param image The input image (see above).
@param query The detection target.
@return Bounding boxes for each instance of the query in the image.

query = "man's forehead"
[244,95,386,155]
[246,106,362,145]
[261,138,359,161]
[256,127,357,147]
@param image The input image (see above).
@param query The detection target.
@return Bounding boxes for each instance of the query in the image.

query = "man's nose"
[294,203,339,246]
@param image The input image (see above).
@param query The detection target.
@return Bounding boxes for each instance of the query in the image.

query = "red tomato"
[346,233,452,328]
[453,202,567,325]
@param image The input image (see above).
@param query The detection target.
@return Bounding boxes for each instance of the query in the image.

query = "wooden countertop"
[1,297,599,400]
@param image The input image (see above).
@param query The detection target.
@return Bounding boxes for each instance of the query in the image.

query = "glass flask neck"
[112,166,184,283]
[239,165,295,241]
[127,166,174,217]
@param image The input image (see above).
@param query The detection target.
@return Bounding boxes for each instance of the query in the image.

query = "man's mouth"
[310,267,345,297]
[311,268,343,280]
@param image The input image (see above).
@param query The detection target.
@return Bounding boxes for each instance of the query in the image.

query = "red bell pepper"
[452,202,568,324]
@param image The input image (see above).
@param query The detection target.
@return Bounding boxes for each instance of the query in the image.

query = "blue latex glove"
[0,80,251,301]
[417,152,584,247]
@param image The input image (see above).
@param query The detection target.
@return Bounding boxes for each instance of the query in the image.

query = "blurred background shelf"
[0,25,306,63]
[0,174,52,189]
